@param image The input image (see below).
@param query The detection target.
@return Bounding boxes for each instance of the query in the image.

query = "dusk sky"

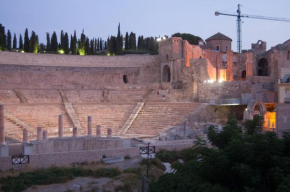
[1,0,290,52]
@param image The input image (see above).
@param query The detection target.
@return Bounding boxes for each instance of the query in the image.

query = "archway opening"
[257,58,269,76]
[163,65,171,82]
[241,70,246,79]
[123,75,128,84]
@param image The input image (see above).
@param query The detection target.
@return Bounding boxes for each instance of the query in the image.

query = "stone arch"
[257,58,269,76]
[241,70,246,79]
[244,99,267,120]
[162,65,171,82]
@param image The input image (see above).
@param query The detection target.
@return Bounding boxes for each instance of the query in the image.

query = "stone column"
[0,105,5,144]
[0,105,8,156]
[23,129,28,143]
[43,130,48,140]
[107,128,112,138]
[58,115,63,138]
[37,127,42,140]
[96,125,101,137]
[73,127,78,137]
[88,116,92,136]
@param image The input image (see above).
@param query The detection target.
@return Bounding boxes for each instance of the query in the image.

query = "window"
[216,46,220,51]
[123,75,128,84]
[225,46,228,51]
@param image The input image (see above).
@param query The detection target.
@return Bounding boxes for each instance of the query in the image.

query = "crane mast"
[215,4,290,53]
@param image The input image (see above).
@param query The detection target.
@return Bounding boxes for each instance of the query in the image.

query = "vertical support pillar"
[37,127,42,140]
[107,128,112,138]
[43,130,48,140]
[23,129,28,143]
[0,105,8,157]
[96,125,101,137]
[0,105,5,145]
[88,116,92,136]
[58,115,63,138]
[73,127,78,137]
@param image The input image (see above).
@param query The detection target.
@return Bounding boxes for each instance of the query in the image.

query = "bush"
[0,167,121,192]
[155,150,181,163]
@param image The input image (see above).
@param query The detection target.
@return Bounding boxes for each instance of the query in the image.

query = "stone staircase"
[117,102,145,136]
[4,109,35,141]
[64,102,83,134]
[13,90,28,103]
[126,102,202,136]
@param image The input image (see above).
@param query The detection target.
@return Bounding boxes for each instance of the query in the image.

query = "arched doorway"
[244,99,267,120]
[257,58,269,76]
[241,70,246,79]
[163,65,171,82]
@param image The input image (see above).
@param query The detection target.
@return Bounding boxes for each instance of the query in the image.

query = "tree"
[6,30,11,51]
[78,31,86,55]
[60,30,64,50]
[46,32,50,51]
[116,23,123,55]
[172,33,202,45]
[50,31,58,52]
[63,33,69,54]
[104,40,107,50]
[109,36,117,55]
[125,32,129,50]
[19,34,23,50]
[90,39,94,55]
[13,33,17,49]
[129,32,136,50]
[244,115,263,135]
[71,31,77,55]
[0,24,6,50]
[100,38,103,50]
[85,38,90,55]
[150,118,290,192]
[29,31,38,53]
[24,28,29,52]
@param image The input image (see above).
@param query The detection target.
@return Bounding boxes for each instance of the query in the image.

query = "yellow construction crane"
[215,4,290,53]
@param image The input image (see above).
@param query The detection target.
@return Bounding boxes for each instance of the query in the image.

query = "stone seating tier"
[127,103,201,136]
[73,103,136,135]
[5,104,73,136]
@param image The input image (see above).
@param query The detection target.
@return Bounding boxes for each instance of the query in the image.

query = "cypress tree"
[0,24,6,50]
[60,30,64,50]
[94,38,97,54]
[7,30,12,51]
[85,38,90,55]
[24,28,30,52]
[90,39,94,55]
[97,38,100,51]
[46,32,50,51]
[19,34,23,50]
[125,32,129,50]
[116,23,123,55]
[51,31,58,52]
[78,31,86,55]
[64,33,69,54]
[70,35,73,54]
[104,40,107,50]
[100,38,103,50]
[13,33,17,49]
[29,31,35,53]
[71,31,77,55]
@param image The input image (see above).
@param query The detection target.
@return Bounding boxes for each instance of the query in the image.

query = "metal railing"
[12,155,29,165]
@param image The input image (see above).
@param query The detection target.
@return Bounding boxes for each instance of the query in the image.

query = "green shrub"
[155,149,181,163]
[0,167,121,192]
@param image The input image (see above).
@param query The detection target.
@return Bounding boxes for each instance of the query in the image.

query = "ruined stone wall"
[198,81,251,101]
[31,137,123,154]
[0,143,194,171]
[276,104,290,138]
[0,52,160,90]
